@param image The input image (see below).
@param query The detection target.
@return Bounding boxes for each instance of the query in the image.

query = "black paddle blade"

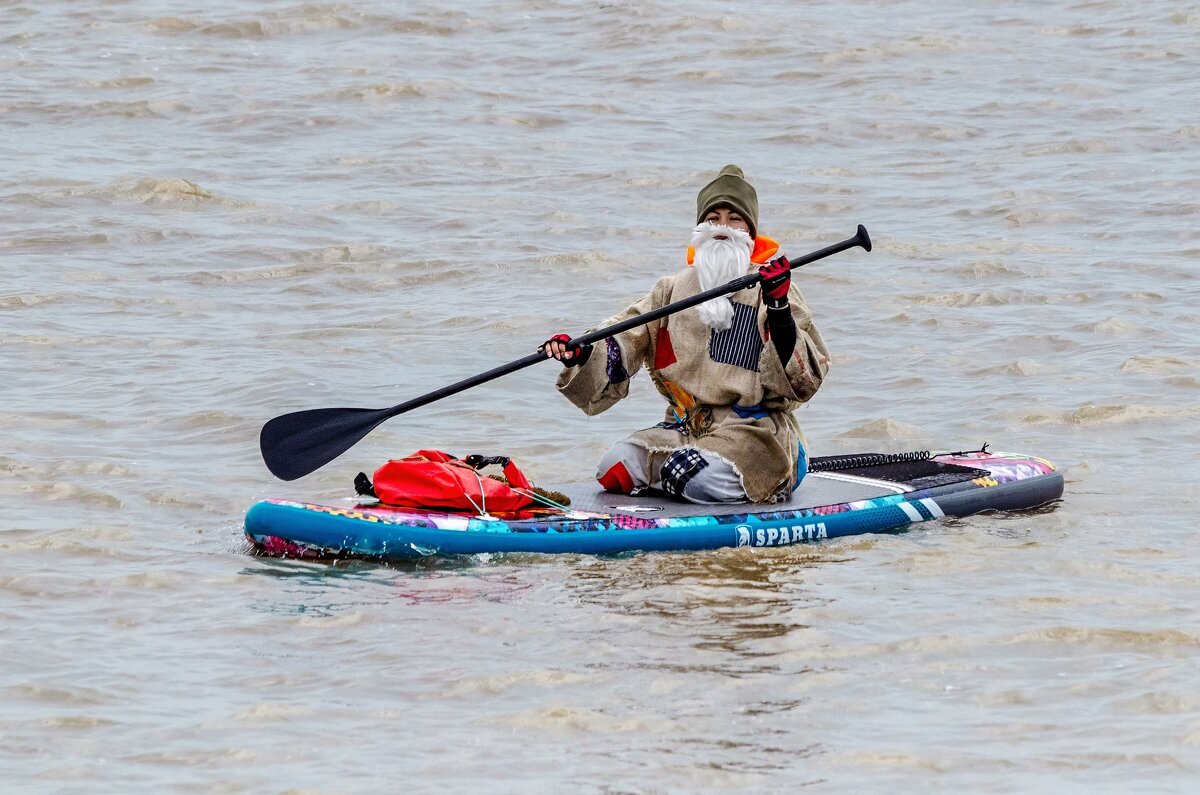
[259,406,394,481]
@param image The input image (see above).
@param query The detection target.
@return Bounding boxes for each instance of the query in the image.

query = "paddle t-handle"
[259,225,872,480]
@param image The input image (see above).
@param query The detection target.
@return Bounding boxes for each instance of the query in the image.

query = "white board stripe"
[920,498,945,518]
[810,471,908,494]
[898,502,924,522]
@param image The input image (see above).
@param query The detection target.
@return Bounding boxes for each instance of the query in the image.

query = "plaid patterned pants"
[596,441,747,504]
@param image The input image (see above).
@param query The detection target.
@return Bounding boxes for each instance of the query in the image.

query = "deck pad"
[553,472,903,519]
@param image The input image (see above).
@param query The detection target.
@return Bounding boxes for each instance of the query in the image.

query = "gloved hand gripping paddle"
[260,225,872,480]
[541,333,592,367]
[759,256,792,309]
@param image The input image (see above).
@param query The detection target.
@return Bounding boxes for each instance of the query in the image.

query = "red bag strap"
[500,459,532,491]
[463,454,532,491]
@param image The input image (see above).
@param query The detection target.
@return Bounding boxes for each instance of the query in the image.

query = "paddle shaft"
[373,275,762,422]
[574,226,870,348]
[378,225,871,422]
[259,225,871,479]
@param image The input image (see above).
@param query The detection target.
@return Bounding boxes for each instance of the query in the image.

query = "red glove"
[759,256,791,308]
[541,333,593,367]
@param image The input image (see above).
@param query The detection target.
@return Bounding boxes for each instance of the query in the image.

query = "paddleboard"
[244,450,1062,560]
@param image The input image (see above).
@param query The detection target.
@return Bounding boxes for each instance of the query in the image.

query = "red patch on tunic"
[598,462,634,494]
[654,327,677,370]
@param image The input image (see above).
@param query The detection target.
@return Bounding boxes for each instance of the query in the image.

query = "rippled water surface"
[3,0,1198,791]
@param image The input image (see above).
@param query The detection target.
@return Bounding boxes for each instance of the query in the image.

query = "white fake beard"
[690,222,753,331]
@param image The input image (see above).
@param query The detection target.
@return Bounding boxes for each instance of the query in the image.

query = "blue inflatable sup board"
[244,450,1062,560]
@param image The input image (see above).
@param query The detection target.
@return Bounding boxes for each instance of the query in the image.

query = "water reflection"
[238,552,539,614]
[565,546,855,663]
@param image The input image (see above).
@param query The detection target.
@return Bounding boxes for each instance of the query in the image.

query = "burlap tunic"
[556,267,830,502]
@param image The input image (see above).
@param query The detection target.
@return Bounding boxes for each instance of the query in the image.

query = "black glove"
[541,333,593,367]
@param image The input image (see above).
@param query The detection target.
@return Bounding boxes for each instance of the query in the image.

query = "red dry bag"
[369,450,536,513]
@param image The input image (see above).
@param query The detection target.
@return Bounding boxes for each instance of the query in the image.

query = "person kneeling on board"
[542,165,830,504]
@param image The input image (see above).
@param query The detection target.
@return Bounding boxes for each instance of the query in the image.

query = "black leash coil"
[807,450,931,473]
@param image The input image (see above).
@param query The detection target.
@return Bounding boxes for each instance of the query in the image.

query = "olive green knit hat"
[696,164,759,238]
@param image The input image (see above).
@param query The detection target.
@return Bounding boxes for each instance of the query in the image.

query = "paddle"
[260,224,872,480]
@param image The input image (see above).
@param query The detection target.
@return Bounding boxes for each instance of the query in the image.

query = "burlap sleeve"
[555,276,673,416]
[758,285,830,404]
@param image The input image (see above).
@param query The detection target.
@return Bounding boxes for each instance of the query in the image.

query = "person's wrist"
[570,343,593,366]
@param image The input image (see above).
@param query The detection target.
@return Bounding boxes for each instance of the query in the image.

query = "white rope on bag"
[460,464,494,520]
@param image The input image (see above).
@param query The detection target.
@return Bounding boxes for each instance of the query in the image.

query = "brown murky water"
[2,1,1198,790]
